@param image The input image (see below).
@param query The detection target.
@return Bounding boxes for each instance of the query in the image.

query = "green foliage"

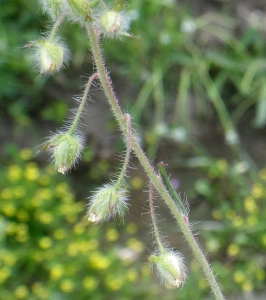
[194,158,266,294]
[0,147,151,300]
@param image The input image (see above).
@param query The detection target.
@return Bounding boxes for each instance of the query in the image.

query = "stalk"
[86,23,225,300]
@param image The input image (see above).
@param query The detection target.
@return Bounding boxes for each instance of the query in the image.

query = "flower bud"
[100,11,124,34]
[38,40,65,74]
[149,250,186,288]
[42,132,84,174]
[87,184,128,223]
[66,0,98,22]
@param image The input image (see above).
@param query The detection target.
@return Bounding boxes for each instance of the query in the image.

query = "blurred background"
[1,0,266,299]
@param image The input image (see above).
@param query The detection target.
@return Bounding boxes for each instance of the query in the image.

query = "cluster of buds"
[41,131,84,174]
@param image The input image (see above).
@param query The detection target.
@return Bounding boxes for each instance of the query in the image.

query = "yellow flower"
[82,276,98,290]
[232,216,243,227]
[233,271,245,283]
[244,196,258,214]
[1,188,13,200]
[53,228,67,240]
[60,279,74,293]
[105,275,124,291]
[227,244,239,256]
[0,267,11,284]
[24,163,40,181]
[19,148,32,160]
[7,165,22,181]
[88,252,110,270]
[126,238,144,253]
[130,176,144,189]
[14,285,29,299]
[251,183,264,198]
[106,228,119,241]
[2,203,16,217]
[38,237,53,249]
[241,280,253,292]
[126,268,138,282]
[14,186,26,198]
[126,223,137,234]
[50,265,64,280]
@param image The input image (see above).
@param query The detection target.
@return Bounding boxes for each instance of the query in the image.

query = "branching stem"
[69,73,99,135]
[87,23,225,300]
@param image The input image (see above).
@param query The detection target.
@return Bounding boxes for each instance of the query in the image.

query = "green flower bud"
[87,184,128,223]
[149,250,186,288]
[42,131,84,174]
[100,11,123,34]
[38,40,64,74]
[67,0,98,22]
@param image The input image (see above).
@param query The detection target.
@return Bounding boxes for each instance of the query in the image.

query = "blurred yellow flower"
[50,265,64,280]
[14,285,29,299]
[19,148,32,160]
[88,252,110,270]
[60,279,74,293]
[82,276,98,290]
[130,176,144,189]
[106,228,119,241]
[126,238,144,253]
[227,244,239,256]
[105,275,123,291]
[24,163,40,181]
[1,188,13,200]
[7,165,22,181]
[232,215,243,227]
[241,280,253,292]
[2,203,16,217]
[38,237,53,249]
[126,222,137,234]
[233,271,245,283]
[53,228,67,240]
[244,196,258,214]
[0,267,11,284]
[251,183,264,198]
[126,268,138,282]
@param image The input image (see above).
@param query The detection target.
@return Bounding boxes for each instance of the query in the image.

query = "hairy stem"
[49,14,66,41]
[149,182,164,252]
[87,23,225,300]
[115,114,131,189]
[69,73,98,135]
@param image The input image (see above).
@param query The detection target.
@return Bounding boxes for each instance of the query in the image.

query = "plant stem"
[149,182,164,252]
[69,73,98,135]
[49,14,66,41]
[115,114,131,189]
[87,23,225,300]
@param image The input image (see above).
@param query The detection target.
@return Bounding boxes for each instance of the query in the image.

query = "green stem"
[115,114,131,189]
[69,73,98,135]
[49,14,66,41]
[87,23,225,300]
[157,162,187,216]
[149,182,164,252]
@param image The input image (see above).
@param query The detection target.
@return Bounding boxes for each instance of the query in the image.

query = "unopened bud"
[87,184,128,223]
[42,132,84,174]
[38,40,65,74]
[149,250,186,288]
[100,10,124,34]
[67,0,98,22]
